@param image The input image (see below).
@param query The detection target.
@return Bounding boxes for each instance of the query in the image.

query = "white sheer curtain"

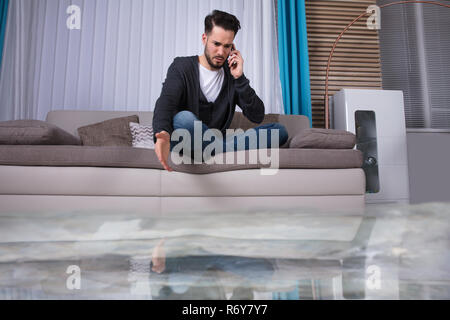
[0,0,284,121]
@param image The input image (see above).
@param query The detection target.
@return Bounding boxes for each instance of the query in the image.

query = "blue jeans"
[150,254,275,298]
[170,111,288,157]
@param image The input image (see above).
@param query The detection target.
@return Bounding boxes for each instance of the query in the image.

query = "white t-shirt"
[198,62,224,103]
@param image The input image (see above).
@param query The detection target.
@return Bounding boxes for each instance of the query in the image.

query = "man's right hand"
[154,131,173,172]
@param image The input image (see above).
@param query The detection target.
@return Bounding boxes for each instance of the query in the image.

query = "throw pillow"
[229,113,280,131]
[129,122,155,149]
[0,120,81,145]
[289,128,356,149]
[77,115,139,146]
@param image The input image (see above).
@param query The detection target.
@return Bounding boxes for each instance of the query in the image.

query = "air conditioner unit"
[330,88,410,204]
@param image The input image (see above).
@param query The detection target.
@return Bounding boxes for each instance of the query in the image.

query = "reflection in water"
[0,202,449,299]
[149,254,275,300]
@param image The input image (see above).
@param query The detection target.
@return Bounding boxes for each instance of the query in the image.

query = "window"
[378,0,450,129]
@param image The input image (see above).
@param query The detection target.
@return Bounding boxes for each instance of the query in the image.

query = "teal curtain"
[278,0,312,127]
[0,0,9,70]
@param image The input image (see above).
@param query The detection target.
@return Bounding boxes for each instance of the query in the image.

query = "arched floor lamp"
[324,0,450,129]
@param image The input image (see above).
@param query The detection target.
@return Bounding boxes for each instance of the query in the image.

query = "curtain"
[0,0,8,70]
[0,0,284,121]
[278,0,312,126]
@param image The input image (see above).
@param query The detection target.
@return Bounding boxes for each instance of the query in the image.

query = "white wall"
[406,131,450,204]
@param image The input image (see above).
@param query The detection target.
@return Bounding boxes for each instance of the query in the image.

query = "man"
[152,10,288,171]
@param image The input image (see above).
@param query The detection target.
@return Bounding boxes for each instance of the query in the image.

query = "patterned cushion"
[129,122,154,149]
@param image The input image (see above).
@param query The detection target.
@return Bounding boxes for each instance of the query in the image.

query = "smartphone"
[228,44,237,66]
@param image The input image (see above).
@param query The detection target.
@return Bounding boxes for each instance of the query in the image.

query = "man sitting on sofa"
[152,10,288,171]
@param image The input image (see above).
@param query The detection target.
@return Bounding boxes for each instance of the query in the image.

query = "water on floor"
[0,201,448,299]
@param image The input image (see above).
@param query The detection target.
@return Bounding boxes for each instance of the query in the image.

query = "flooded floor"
[0,201,449,299]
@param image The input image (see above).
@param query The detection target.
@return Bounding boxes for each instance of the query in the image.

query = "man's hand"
[151,239,166,273]
[228,44,243,79]
[154,131,173,172]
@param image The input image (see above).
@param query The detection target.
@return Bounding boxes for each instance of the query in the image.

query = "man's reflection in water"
[148,239,275,300]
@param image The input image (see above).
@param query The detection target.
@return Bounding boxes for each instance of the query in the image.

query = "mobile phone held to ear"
[228,44,237,66]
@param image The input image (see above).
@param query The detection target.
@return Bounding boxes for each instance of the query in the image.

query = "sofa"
[0,110,366,216]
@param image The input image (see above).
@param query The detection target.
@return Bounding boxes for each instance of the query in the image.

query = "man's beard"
[204,48,225,70]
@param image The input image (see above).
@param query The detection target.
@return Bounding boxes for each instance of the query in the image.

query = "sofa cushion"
[229,112,311,149]
[229,113,289,147]
[0,145,363,174]
[77,115,139,146]
[290,128,356,149]
[130,122,154,149]
[0,120,81,145]
[229,113,280,131]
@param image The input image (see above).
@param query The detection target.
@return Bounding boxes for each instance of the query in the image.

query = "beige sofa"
[0,110,366,215]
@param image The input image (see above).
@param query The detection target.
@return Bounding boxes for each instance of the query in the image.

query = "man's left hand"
[228,47,244,79]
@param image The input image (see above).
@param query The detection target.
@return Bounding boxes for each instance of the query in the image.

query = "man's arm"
[227,47,265,123]
[234,74,265,124]
[152,59,185,171]
[153,59,185,141]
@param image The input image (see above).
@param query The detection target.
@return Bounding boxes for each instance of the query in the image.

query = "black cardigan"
[152,55,265,141]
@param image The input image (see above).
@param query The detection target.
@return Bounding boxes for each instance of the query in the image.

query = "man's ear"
[201,33,207,46]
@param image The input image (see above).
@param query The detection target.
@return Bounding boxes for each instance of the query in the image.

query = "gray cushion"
[229,113,280,131]
[229,113,292,148]
[290,128,356,149]
[0,120,81,145]
[77,115,139,146]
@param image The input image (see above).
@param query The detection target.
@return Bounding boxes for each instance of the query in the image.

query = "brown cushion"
[290,128,356,149]
[0,120,81,145]
[77,115,139,146]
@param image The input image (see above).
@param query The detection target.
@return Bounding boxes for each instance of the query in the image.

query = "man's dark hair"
[204,10,241,36]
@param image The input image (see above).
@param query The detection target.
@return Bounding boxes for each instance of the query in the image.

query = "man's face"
[202,26,235,70]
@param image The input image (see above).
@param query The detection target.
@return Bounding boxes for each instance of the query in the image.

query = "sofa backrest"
[46,110,311,146]
[46,110,154,138]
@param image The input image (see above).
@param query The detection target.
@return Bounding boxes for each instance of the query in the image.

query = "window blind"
[378,0,450,129]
